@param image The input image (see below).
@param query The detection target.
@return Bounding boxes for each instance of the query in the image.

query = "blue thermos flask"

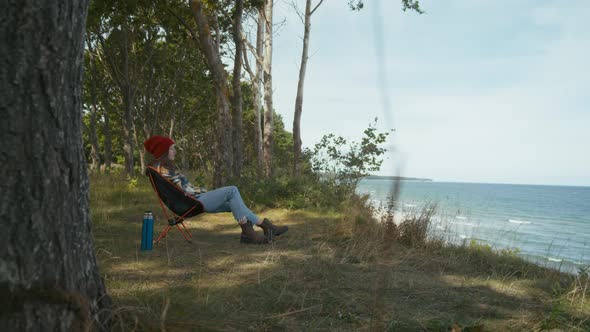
[141,211,154,251]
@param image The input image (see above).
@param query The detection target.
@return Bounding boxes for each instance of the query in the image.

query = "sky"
[251,0,590,186]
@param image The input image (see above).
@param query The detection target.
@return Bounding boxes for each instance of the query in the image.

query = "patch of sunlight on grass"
[484,279,539,298]
[440,274,536,299]
[233,260,278,273]
[109,280,172,297]
[109,260,162,273]
[204,249,306,270]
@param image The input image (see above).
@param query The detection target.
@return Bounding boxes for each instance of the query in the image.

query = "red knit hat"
[143,136,175,158]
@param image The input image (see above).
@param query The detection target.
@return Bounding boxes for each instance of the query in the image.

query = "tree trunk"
[190,0,233,187]
[293,0,314,177]
[263,0,274,178]
[133,121,146,175]
[0,1,111,330]
[254,8,265,179]
[180,110,188,170]
[168,117,174,138]
[87,39,102,172]
[122,25,135,177]
[232,0,244,179]
[88,104,102,172]
[103,94,113,174]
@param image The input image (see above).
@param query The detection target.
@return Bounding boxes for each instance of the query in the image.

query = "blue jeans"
[195,186,259,224]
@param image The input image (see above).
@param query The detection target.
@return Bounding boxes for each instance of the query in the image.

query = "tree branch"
[165,7,200,47]
[310,0,326,16]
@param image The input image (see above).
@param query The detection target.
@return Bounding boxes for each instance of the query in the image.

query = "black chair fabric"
[146,167,204,218]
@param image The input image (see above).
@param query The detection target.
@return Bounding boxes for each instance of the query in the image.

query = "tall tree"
[1,0,110,330]
[254,7,265,179]
[232,0,245,179]
[241,3,266,178]
[263,0,274,178]
[84,37,104,172]
[102,86,114,173]
[96,20,137,177]
[190,0,234,187]
[292,0,325,177]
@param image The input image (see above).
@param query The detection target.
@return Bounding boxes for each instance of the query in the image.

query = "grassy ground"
[90,173,589,331]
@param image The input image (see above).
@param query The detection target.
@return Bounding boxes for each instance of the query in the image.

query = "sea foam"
[547,257,563,263]
[508,219,532,225]
[450,221,476,227]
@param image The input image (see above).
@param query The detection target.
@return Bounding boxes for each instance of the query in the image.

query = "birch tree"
[241,4,266,178]
[232,0,245,179]
[190,0,233,187]
[263,0,274,178]
[292,0,325,177]
[84,37,103,172]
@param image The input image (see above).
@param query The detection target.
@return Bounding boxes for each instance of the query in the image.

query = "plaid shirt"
[152,162,206,196]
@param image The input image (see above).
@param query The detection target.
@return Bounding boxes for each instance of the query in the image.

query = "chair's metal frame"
[146,166,204,243]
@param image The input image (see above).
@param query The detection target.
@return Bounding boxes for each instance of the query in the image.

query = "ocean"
[357,179,590,274]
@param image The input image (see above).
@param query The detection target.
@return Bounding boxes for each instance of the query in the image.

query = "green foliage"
[228,119,390,211]
[309,118,390,188]
[126,176,140,191]
[468,239,520,257]
[401,0,424,14]
[469,239,493,253]
[348,0,364,11]
[232,172,347,211]
[348,0,424,14]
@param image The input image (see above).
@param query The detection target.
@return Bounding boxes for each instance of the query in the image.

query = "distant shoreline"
[363,175,433,182]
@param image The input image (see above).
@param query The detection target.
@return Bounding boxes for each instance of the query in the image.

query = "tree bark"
[232,0,245,179]
[190,0,233,187]
[87,39,102,172]
[294,0,323,177]
[255,8,265,179]
[0,1,111,330]
[133,121,146,175]
[263,0,274,178]
[121,25,135,177]
[240,7,265,179]
[169,116,175,138]
[102,90,113,174]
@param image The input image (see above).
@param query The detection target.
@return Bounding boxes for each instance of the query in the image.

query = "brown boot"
[240,221,268,244]
[257,218,289,242]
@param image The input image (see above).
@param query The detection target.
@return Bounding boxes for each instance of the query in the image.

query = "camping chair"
[146,166,205,243]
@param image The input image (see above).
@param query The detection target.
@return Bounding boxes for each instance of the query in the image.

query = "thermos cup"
[141,211,154,251]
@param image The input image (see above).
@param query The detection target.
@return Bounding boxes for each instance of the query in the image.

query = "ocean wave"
[508,219,532,225]
[404,204,417,208]
[459,234,468,239]
[455,216,467,220]
[450,221,476,227]
[547,257,563,263]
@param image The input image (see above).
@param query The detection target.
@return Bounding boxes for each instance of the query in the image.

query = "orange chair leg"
[155,225,173,243]
[176,223,192,242]
[181,222,193,238]
[155,222,193,244]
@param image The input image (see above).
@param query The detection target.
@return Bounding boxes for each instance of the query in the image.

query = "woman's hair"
[148,151,177,171]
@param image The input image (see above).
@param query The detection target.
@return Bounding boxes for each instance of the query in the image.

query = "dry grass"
[90,173,590,331]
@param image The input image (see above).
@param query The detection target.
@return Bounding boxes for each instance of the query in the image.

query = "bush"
[308,118,391,188]
[223,119,392,211]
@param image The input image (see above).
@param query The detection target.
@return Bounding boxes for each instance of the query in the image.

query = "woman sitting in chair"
[143,135,287,244]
